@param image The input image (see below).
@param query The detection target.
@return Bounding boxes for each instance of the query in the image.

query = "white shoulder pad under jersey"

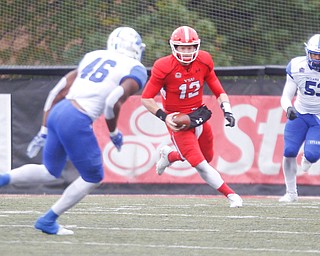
[66,50,147,120]
[286,56,320,114]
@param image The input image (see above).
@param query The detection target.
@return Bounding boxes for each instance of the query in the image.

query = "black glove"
[188,105,212,128]
[286,106,298,120]
[224,112,235,127]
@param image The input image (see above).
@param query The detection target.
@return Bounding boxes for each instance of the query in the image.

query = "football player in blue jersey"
[279,34,320,202]
[0,27,147,235]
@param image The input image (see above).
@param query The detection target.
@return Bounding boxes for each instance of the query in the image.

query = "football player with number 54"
[0,27,147,235]
[141,26,243,207]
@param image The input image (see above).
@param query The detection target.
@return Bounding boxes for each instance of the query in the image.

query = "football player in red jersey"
[141,26,243,207]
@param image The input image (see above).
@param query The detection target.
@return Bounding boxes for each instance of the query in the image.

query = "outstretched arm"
[105,78,140,132]
[41,69,78,127]
[26,69,77,158]
[104,78,140,151]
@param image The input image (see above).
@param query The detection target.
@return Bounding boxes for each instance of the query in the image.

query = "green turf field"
[0,194,319,256]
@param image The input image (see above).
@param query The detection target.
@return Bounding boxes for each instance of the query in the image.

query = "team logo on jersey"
[299,67,305,73]
[175,72,182,78]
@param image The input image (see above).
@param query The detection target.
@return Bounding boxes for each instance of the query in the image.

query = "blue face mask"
[307,52,320,72]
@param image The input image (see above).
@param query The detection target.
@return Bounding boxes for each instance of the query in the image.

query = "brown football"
[172,113,191,129]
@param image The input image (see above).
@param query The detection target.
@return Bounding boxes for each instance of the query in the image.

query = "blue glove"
[110,130,123,151]
[26,126,47,158]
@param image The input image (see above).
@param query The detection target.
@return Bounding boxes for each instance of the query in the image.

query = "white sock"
[282,157,297,194]
[9,164,56,184]
[195,160,224,189]
[51,177,100,216]
[301,155,312,172]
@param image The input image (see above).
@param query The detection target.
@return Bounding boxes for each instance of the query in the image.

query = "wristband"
[221,102,232,113]
[40,126,48,135]
[110,128,119,136]
[155,109,167,121]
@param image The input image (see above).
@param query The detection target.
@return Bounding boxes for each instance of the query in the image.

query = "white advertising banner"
[0,94,11,173]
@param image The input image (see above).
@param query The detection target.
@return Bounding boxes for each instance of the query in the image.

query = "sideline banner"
[0,94,11,173]
[95,95,320,185]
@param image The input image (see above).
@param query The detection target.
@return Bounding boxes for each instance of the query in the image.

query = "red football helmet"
[169,26,201,64]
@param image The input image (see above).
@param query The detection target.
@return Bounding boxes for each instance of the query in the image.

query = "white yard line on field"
[0,239,319,254]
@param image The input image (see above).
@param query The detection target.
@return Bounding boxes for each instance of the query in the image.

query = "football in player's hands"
[172,113,190,130]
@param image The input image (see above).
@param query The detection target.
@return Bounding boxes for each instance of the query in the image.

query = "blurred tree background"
[0,0,319,67]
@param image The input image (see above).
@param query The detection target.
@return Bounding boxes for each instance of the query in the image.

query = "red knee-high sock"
[168,151,183,163]
[217,182,235,197]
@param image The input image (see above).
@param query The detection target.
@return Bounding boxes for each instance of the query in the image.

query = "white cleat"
[156,146,173,175]
[279,192,298,203]
[56,225,74,235]
[227,194,243,208]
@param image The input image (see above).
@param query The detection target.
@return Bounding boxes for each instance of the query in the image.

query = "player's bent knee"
[82,172,104,183]
[44,164,64,178]
[79,165,104,183]
[73,158,104,183]
[204,152,214,163]
[284,148,298,158]
[304,151,319,163]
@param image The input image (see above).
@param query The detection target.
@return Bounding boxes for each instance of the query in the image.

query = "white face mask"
[170,42,200,64]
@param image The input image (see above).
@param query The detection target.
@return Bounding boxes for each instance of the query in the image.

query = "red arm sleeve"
[206,70,225,97]
[198,51,225,97]
[203,54,225,97]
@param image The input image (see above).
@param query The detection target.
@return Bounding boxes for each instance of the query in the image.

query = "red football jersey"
[142,50,225,113]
